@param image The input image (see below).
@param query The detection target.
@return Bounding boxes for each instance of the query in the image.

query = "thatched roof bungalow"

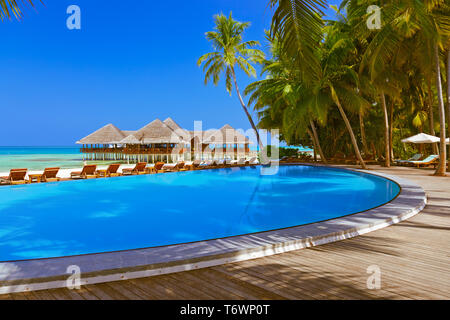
[77,118,254,163]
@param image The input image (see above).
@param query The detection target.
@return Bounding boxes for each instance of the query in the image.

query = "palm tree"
[352,0,450,175]
[244,30,329,163]
[0,0,35,21]
[247,22,371,169]
[319,25,371,169]
[269,0,326,80]
[197,12,266,161]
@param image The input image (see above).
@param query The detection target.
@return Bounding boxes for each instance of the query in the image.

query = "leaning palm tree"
[244,44,329,164]
[197,12,266,161]
[0,0,36,21]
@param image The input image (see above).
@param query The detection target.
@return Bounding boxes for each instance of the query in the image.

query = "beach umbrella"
[401,133,440,144]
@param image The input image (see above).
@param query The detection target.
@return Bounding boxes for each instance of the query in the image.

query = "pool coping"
[0,164,427,294]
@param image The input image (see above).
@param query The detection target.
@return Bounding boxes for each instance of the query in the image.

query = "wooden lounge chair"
[41,167,60,182]
[395,154,422,165]
[0,168,28,185]
[96,164,121,177]
[199,160,217,169]
[153,162,166,173]
[183,161,193,170]
[230,158,246,166]
[409,155,439,168]
[169,161,187,172]
[122,162,147,175]
[162,163,183,172]
[245,157,258,165]
[70,165,97,179]
[176,161,188,172]
[185,160,201,171]
[215,159,227,168]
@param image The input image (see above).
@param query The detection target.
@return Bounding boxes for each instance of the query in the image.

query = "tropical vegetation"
[239,0,450,174]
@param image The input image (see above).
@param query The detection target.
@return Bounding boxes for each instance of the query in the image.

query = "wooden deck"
[1,166,449,300]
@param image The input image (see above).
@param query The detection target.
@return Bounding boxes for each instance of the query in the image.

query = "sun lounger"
[245,157,258,165]
[41,167,60,182]
[409,155,439,168]
[153,162,166,173]
[199,160,217,169]
[96,164,121,177]
[177,161,188,171]
[161,163,177,172]
[183,161,193,170]
[395,154,422,165]
[162,162,186,172]
[70,165,97,179]
[122,162,147,175]
[0,168,28,185]
[215,159,227,167]
[185,160,201,170]
[230,158,246,166]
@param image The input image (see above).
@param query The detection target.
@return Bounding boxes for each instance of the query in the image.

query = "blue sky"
[0,0,340,146]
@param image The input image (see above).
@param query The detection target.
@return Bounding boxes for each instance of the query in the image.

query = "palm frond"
[0,0,36,21]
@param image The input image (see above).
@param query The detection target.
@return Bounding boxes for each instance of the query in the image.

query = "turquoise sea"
[0,145,313,172]
[0,147,83,172]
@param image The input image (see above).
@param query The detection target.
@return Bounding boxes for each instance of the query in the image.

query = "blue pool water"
[0,165,400,261]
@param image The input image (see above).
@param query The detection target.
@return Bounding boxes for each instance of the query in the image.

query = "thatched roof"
[163,117,190,141]
[134,119,187,143]
[76,124,125,144]
[118,134,142,144]
[121,130,136,136]
[203,124,252,144]
[76,119,252,145]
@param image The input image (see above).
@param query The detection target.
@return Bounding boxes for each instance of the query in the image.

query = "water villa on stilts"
[76,118,254,164]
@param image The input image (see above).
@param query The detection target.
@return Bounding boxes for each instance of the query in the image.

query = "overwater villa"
[77,117,255,163]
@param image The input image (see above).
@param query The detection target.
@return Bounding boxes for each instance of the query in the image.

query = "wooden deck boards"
[2,166,449,300]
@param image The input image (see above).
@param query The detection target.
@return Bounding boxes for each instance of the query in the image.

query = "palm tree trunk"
[433,44,447,176]
[359,111,369,156]
[446,49,450,171]
[307,128,318,162]
[380,92,390,167]
[230,67,267,163]
[427,82,439,155]
[389,102,394,160]
[334,95,367,169]
[309,120,327,163]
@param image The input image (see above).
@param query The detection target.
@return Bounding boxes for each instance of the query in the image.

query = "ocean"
[0,145,313,172]
[0,147,83,172]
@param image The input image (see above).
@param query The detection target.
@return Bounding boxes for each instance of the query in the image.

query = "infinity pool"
[0,165,400,261]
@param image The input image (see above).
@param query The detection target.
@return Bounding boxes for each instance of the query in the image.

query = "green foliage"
[197,12,265,94]
[261,145,301,158]
[0,0,36,21]
[246,0,450,164]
